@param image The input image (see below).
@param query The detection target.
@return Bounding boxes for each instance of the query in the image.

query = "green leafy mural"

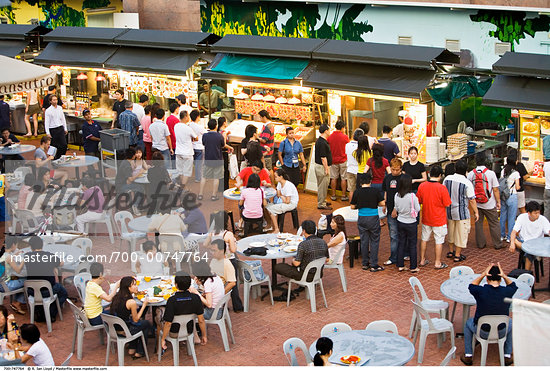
[201,0,373,41]
[470,10,550,51]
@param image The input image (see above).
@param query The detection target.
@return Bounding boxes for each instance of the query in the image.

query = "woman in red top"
[366,143,390,195]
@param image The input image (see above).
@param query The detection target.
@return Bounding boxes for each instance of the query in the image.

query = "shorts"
[330,163,347,179]
[346,172,357,194]
[447,219,471,248]
[203,164,223,180]
[517,191,526,208]
[264,156,273,170]
[266,202,297,215]
[27,103,41,116]
[421,224,447,244]
[175,155,193,177]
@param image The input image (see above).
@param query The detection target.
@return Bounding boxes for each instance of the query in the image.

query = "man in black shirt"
[161,272,207,352]
[24,236,68,320]
[351,171,386,271]
[382,158,411,266]
[315,124,332,210]
[41,86,64,113]
[111,89,127,129]
[1,128,24,172]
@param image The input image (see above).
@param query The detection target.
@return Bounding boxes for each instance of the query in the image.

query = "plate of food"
[147,297,164,303]
[340,355,361,365]
[231,189,241,195]
[250,241,266,248]
[522,121,539,134]
[277,233,292,239]
[283,245,297,253]
[522,135,538,149]
[268,239,283,247]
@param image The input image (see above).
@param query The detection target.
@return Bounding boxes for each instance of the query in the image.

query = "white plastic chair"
[283,337,312,366]
[440,346,456,366]
[287,258,328,313]
[0,280,24,306]
[320,322,352,337]
[15,209,42,234]
[408,276,449,339]
[517,272,535,299]
[100,313,150,366]
[472,315,510,366]
[73,272,91,303]
[204,292,235,352]
[365,320,398,334]
[157,314,198,366]
[323,244,347,292]
[67,299,104,360]
[448,266,475,322]
[71,237,93,256]
[236,260,273,312]
[85,198,116,243]
[411,301,455,363]
[5,198,19,233]
[114,211,147,253]
[61,353,73,366]
[24,280,63,333]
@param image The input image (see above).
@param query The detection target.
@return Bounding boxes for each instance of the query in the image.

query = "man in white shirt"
[44,95,67,159]
[467,152,502,250]
[189,109,206,183]
[345,128,364,196]
[176,94,193,116]
[392,110,406,138]
[174,110,197,188]
[149,108,173,170]
[509,201,550,271]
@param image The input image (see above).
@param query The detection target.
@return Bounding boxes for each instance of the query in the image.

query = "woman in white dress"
[327,214,347,265]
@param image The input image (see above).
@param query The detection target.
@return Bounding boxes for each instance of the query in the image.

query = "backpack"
[499,175,512,202]
[473,168,491,204]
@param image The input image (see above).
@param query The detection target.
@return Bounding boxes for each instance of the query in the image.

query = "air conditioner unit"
[398,36,412,45]
[445,39,461,53]
[495,42,511,56]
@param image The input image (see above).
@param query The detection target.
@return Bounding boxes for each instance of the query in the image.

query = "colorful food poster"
[540,116,550,136]
[520,115,540,151]
[402,103,427,163]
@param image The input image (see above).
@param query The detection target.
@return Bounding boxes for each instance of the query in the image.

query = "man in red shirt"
[235,161,271,188]
[416,165,452,269]
[166,102,180,169]
[327,120,350,201]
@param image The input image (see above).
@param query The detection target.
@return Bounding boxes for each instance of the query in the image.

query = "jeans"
[371,183,383,198]
[127,319,152,355]
[230,258,244,311]
[397,221,418,269]
[387,214,399,263]
[203,306,224,320]
[463,317,513,355]
[357,215,381,267]
[158,149,171,169]
[500,194,518,240]
[194,149,204,182]
[0,279,26,303]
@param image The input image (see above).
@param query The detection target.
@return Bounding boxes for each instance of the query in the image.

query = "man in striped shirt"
[443,159,479,262]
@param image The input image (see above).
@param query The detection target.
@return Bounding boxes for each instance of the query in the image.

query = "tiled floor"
[2,136,549,366]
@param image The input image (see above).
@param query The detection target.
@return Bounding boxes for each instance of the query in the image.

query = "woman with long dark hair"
[110,276,151,359]
[327,214,347,265]
[366,143,390,195]
[500,154,521,242]
[241,124,263,167]
[353,135,372,185]
[189,262,225,320]
[239,173,267,231]
[392,176,420,272]
[313,337,333,366]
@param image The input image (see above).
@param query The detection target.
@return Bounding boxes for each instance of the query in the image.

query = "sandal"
[446,252,455,259]
[370,265,385,272]
[9,304,26,315]
[435,263,449,269]
[211,195,219,201]
[197,195,203,200]
[453,254,467,262]
[398,267,409,272]
[410,268,420,273]
[419,259,430,267]
[331,196,337,201]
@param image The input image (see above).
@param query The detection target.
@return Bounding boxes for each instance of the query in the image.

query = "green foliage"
[0,5,16,23]
[82,0,111,10]
[460,97,511,127]
[470,10,550,51]
[40,1,85,28]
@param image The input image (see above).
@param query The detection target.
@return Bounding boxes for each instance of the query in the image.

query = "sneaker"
[362,265,370,270]
[341,196,349,202]
[460,355,473,366]
[504,356,513,366]
[370,265,385,272]
[383,260,394,266]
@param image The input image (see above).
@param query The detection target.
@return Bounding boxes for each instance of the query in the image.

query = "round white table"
[0,144,36,155]
[333,206,386,222]
[236,233,301,289]
[440,274,531,335]
[53,155,99,179]
[21,243,84,272]
[128,215,153,233]
[309,330,415,366]
[134,275,174,307]
[521,237,550,291]
[134,169,179,184]
[223,186,277,201]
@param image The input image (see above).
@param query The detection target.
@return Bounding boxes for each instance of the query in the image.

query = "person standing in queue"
[278,126,307,188]
[110,89,126,129]
[315,124,332,210]
[44,95,67,159]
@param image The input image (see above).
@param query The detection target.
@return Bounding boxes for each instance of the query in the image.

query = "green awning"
[210,54,308,80]
[427,76,493,106]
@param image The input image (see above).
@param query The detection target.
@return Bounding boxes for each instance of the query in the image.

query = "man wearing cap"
[81,109,102,158]
[393,110,407,138]
[118,100,141,147]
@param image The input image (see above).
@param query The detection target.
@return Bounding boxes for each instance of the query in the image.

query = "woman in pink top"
[17,173,35,209]
[239,173,266,222]
[141,104,157,161]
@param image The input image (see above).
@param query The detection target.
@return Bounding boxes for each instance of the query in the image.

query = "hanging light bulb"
[77,73,88,80]
[95,74,105,81]
[288,97,301,104]
[275,96,288,104]
[235,91,249,99]
[263,93,275,102]
[251,92,264,101]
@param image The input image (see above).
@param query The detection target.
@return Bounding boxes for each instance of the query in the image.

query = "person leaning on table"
[84,262,120,326]
[460,263,516,366]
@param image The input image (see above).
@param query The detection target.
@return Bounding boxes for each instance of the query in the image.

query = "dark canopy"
[0,24,40,40]
[34,42,118,68]
[210,34,327,58]
[493,51,550,79]
[104,47,201,75]
[44,26,129,44]
[298,61,435,98]
[114,29,220,50]
[0,40,29,57]
[312,39,459,69]
[482,75,550,112]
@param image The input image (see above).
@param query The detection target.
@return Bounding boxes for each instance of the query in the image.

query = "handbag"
[229,153,239,179]
[242,260,267,281]
[410,194,418,218]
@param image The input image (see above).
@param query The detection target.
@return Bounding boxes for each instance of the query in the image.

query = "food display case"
[226,119,315,146]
